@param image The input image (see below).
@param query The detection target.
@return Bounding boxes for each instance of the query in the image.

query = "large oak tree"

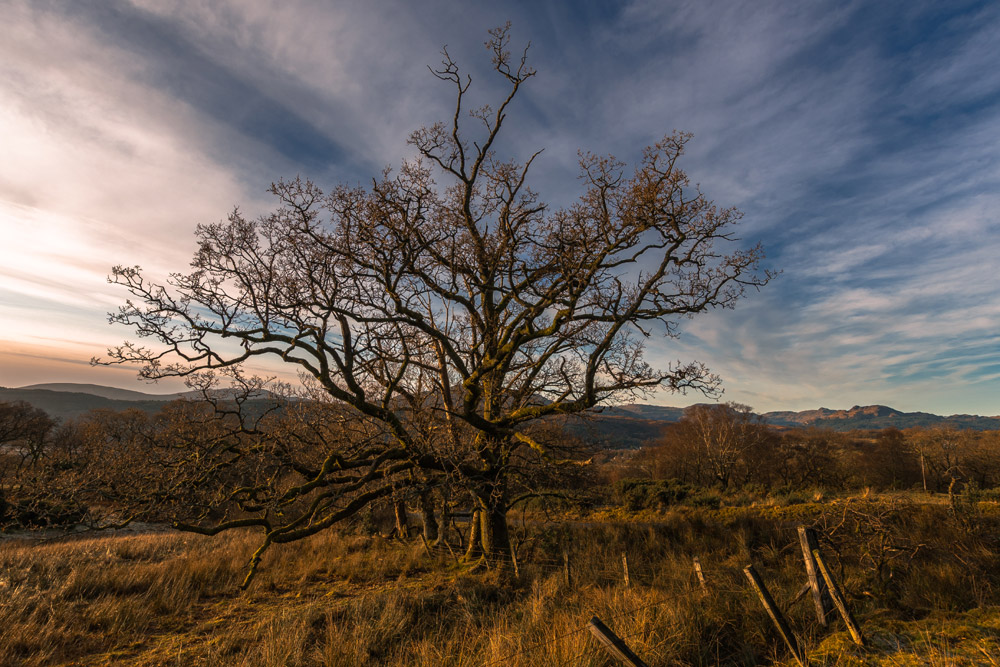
[101,26,771,569]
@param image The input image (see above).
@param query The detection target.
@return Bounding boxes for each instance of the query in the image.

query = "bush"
[687,489,722,509]
[613,479,691,510]
[974,485,1000,502]
[0,497,88,530]
[767,485,812,506]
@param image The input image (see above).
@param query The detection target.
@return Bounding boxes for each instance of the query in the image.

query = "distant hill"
[3,384,999,434]
[597,405,686,421]
[568,402,1000,445]
[1,384,278,422]
[562,415,665,449]
[558,405,687,448]
[0,388,182,421]
[19,383,185,402]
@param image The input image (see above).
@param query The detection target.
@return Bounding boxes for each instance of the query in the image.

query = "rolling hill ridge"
[2,383,998,435]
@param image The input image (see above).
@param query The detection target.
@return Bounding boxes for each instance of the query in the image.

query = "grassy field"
[3,493,1000,666]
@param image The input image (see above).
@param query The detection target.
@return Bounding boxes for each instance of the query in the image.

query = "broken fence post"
[744,565,808,667]
[789,581,813,606]
[441,537,460,565]
[622,552,631,588]
[812,549,866,648]
[588,616,649,667]
[563,548,572,587]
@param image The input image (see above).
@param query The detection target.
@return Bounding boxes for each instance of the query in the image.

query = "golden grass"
[805,611,1000,666]
[2,497,999,666]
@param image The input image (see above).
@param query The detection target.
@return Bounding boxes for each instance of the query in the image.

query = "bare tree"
[675,402,769,489]
[0,401,53,461]
[99,25,771,568]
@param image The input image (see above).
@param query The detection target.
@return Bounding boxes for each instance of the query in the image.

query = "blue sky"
[1,0,998,415]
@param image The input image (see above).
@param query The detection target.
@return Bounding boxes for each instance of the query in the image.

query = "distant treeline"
[4,397,1000,532]
[610,403,1000,494]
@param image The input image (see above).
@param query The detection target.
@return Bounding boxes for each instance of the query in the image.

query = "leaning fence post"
[419,533,432,558]
[797,526,832,626]
[622,552,631,588]
[563,549,572,587]
[744,565,808,667]
[588,616,649,667]
[812,549,866,647]
[693,556,708,593]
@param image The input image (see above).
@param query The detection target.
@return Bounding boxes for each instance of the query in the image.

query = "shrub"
[613,478,691,510]
[1,497,88,530]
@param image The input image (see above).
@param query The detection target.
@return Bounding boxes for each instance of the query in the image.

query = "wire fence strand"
[415,526,826,665]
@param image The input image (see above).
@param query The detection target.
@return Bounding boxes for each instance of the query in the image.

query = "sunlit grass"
[2,494,999,665]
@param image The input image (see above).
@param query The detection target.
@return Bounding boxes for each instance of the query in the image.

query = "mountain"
[761,405,1000,431]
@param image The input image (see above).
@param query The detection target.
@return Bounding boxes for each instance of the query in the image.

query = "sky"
[1,0,998,416]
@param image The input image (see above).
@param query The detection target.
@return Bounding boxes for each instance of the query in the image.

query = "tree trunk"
[469,469,511,562]
[393,500,410,540]
[920,452,928,493]
[479,504,511,560]
[464,509,482,559]
[419,489,438,543]
[435,500,450,546]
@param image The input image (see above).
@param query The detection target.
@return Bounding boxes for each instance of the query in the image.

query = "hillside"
[18,383,185,402]
[3,383,999,433]
[0,388,177,421]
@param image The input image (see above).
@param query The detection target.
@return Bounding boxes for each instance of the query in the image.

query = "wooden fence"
[422,523,866,666]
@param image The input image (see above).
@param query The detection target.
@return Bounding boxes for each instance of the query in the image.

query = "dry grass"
[2,496,1000,666]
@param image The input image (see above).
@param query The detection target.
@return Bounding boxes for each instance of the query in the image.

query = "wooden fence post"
[588,616,649,667]
[693,557,708,593]
[811,549,866,647]
[441,537,460,566]
[563,549,572,587]
[622,552,631,588]
[744,565,808,667]
[797,526,832,626]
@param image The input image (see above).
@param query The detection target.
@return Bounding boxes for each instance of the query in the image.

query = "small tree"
[865,428,922,490]
[100,25,771,569]
[0,401,56,525]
